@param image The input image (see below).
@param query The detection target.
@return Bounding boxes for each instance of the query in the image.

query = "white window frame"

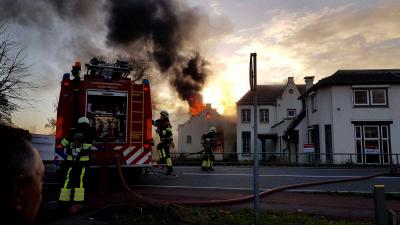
[363,125,380,164]
[381,125,390,164]
[354,124,391,164]
[241,108,251,123]
[287,109,296,118]
[354,125,363,163]
[353,90,369,106]
[353,89,387,106]
[242,132,251,153]
[370,89,387,105]
[311,94,317,112]
[259,108,269,123]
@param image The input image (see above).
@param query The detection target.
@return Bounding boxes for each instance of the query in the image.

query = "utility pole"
[249,52,259,225]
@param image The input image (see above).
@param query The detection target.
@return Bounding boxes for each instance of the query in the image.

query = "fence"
[170,151,400,166]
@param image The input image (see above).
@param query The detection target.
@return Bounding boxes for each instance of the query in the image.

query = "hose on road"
[115,156,388,206]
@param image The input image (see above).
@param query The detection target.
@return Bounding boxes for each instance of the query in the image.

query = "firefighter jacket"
[153,118,173,142]
[201,131,217,150]
[60,127,94,162]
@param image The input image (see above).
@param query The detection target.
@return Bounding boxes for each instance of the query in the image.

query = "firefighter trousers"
[157,141,173,174]
[201,148,215,171]
[59,161,88,202]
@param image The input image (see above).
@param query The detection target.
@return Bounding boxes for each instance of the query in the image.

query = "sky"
[4,0,400,134]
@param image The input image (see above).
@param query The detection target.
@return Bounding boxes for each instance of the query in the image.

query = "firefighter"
[59,117,93,203]
[201,127,217,171]
[153,110,174,175]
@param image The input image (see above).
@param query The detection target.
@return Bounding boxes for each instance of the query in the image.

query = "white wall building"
[297,70,400,164]
[178,104,236,160]
[237,70,400,165]
[236,77,305,161]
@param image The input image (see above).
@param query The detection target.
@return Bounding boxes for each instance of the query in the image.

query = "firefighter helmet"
[78,117,89,125]
[160,110,169,118]
[209,126,216,133]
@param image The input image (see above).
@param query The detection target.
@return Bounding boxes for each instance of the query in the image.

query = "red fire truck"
[54,59,153,167]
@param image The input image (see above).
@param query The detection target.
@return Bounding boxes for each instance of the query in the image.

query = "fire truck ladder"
[127,84,145,165]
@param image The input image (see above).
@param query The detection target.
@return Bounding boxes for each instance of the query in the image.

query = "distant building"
[237,70,400,165]
[177,104,236,160]
[236,77,306,161]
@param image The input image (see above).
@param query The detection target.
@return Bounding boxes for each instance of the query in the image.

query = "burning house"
[177,104,236,161]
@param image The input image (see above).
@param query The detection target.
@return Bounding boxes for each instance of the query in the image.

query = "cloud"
[218,2,400,88]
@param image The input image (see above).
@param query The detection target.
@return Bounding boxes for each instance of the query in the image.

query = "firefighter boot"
[209,160,215,171]
[166,166,173,175]
[201,159,208,171]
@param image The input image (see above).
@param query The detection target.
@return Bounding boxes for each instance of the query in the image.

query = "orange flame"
[188,93,205,116]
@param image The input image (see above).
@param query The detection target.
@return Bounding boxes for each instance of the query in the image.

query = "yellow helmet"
[209,126,216,133]
[78,117,89,124]
[160,110,169,118]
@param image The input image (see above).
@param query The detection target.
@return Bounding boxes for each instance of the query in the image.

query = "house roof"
[237,84,306,105]
[301,69,400,97]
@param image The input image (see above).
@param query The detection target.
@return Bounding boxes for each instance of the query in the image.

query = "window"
[354,124,391,164]
[308,125,320,160]
[242,132,251,153]
[259,109,269,123]
[241,108,251,123]
[353,89,387,106]
[371,90,386,105]
[311,95,317,112]
[87,90,128,143]
[353,90,369,105]
[186,135,192,144]
[287,109,296,118]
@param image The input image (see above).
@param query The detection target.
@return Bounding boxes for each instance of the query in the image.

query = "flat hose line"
[115,156,389,206]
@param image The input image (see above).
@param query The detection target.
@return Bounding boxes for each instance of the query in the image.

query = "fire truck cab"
[54,59,153,167]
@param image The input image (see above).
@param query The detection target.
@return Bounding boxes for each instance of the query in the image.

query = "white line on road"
[129,184,400,195]
[182,173,362,178]
[182,173,400,179]
[288,189,400,194]
[130,184,270,191]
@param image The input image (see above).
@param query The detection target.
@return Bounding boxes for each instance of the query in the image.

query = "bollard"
[374,185,388,225]
[387,209,397,225]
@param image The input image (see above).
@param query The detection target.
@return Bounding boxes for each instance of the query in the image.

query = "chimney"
[304,76,315,90]
[287,77,294,84]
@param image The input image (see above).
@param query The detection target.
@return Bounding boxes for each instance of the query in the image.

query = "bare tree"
[44,97,58,134]
[96,54,151,82]
[128,57,150,82]
[0,24,37,124]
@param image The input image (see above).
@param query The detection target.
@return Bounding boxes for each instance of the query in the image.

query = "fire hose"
[115,155,388,206]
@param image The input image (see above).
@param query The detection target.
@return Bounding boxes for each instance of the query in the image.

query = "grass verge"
[90,204,373,225]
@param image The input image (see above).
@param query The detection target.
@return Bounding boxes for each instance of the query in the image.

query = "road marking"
[128,184,400,194]
[375,176,400,179]
[129,184,270,191]
[182,173,363,178]
[287,189,400,194]
[182,173,400,179]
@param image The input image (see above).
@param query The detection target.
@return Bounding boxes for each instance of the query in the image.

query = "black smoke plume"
[1,0,214,114]
[172,54,208,102]
[106,0,210,113]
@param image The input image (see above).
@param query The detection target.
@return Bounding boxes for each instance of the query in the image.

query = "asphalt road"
[40,165,400,223]
[131,166,399,193]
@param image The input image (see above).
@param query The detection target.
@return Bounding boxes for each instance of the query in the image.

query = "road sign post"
[250,52,259,225]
